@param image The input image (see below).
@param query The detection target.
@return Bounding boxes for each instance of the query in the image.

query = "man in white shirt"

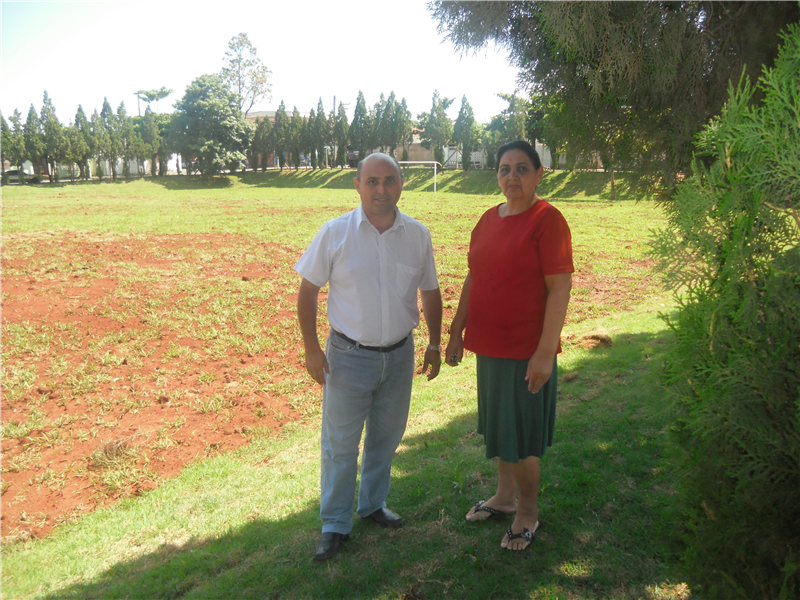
[296,152,442,562]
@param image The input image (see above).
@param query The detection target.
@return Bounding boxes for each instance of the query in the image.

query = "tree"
[220,33,272,118]
[116,102,144,178]
[371,92,388,152]
[91,109,110,180]
[141,106,161,176]
[100,98,122,181]
[314,98,329,168]
[431,1,800,192]
[333,103,349,168]
[2,110,26,180]
[273,101,288,170]
[418,90,454,166]
[651,24,800,598]
[453,95,476,170]
[288,106,303,170]
[40,92,65,182]
[304,108,317,169]
[253,115,274,170]
[171,74,250,177]
[0,112,11,179]
[63,123,88,182]
[135,87,172,116]
[526,94,567,170]
[153,113,174,176]
[23,105,45,180]
[392,97,413,159]
[349,91,370,160]
[74,106,95,180]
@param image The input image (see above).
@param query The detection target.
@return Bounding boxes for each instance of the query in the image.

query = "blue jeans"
[319,330,415,534]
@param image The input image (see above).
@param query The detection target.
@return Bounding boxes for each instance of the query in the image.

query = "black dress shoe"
[313,532,350,562]
[364,507,404,529]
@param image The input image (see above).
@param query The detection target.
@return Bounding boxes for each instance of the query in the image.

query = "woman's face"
[497,149,544,202]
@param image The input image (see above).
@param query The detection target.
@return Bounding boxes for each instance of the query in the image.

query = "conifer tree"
[453,95,475,170]
[652,24,800,597]
[349,91,369,161]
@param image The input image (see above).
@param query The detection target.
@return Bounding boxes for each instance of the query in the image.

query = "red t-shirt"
[464,200,574,359]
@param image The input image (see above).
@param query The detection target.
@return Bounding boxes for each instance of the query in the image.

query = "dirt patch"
[1,233,314,542]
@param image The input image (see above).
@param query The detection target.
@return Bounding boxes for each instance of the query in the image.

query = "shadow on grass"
[541,171,649,202]
[41,329,680,599]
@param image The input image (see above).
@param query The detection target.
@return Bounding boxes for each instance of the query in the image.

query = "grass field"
[0,168,690,599]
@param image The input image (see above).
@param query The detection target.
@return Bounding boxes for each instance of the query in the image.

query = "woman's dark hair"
[495,140,542,171]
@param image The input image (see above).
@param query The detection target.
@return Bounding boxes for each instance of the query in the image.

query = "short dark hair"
[496,140,542,171]
[356,152,403,180]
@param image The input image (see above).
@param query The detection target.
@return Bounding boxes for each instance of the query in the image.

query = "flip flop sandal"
[467,500,513,520]
[505,520,542,551]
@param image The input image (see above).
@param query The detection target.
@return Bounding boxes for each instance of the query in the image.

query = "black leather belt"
[332,329,409,353]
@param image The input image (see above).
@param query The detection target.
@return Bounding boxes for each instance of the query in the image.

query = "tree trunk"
[610,170,616,202]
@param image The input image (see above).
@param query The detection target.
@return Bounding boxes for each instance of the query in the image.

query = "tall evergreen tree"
[333,103,349,168]
[453,95,476,170]
[116,102,143,178]
[288,106,303,170]
[1,114,13,181]
[100,98,122,181]
[154,113,174,176]
[273,100,288,170]
[40,92,65,182]
[141,107,161,176]
[2,110,26,180]
[91,109,110,180]
[304,109,317,169]
[315,98,329,168]
[23,105,45,180]
[63,123,88,182]
[349,91,369,160]
[253,115,274,170]
[396,98,413,160]
[74,106,95,180]
[418,90,454,166]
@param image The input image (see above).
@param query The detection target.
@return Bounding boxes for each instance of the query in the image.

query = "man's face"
[354,155,403,225]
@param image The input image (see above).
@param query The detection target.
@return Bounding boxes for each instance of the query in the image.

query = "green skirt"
[476,354,558,462]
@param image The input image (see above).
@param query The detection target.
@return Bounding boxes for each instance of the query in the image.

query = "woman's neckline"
[497,197,541,218]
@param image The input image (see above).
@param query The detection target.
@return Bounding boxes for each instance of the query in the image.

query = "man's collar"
[357,205,404,232]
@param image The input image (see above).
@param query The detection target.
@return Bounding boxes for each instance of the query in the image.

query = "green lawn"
[0,170,690,599]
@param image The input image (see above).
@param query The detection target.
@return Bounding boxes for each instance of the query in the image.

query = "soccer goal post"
[398,161,444,194]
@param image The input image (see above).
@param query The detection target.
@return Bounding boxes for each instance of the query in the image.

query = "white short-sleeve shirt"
[295,205,439,347]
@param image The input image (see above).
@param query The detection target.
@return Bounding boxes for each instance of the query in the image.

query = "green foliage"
[431,1,800,193]
[220,32,272,117]
[348,90,369,159]
[417,89,454,159]
[23,104,45,178]
[171,74,250,177]
[651,25,800,599]
[453,95,475,170]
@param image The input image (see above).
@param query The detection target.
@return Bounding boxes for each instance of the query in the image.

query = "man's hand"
[297,277,327,386]
[305,346,329,386]
[420,347,441,380]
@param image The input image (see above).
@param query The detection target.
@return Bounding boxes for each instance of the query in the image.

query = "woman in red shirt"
[445,140,573,551]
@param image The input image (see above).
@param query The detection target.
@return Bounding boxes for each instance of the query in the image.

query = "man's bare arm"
[297,277,329,385]
[420,287,443,381]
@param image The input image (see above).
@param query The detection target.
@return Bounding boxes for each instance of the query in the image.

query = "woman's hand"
[525,351,554,394]
[444,335,464,367]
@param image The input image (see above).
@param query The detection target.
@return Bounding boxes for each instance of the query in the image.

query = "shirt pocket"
[395,263,422,298]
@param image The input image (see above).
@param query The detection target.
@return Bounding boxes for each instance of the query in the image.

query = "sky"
[1,1,522,126]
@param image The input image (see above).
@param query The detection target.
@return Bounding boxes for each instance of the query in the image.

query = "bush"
[652,25,800,600]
